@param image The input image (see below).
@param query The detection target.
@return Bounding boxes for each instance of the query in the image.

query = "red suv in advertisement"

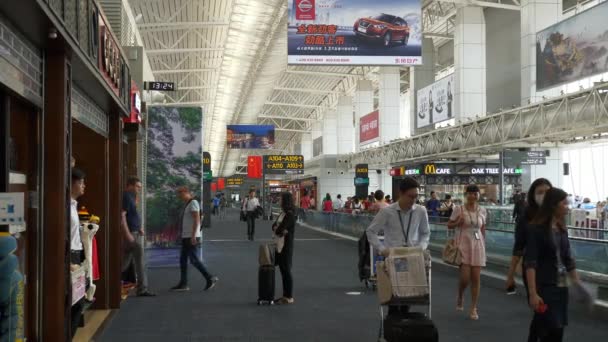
[354,13,410,47]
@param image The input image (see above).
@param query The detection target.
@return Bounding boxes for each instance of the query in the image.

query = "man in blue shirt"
[122,177,156,296]
[426,191,441,222]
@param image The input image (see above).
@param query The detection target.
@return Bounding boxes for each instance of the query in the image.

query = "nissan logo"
[298,0,313,12]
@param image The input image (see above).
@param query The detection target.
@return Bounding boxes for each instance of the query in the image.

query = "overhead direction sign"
[226,177,244,187]
[503,151,546,165]
[263,155,305,174]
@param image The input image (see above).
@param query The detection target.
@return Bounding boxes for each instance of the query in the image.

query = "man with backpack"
[171,186,218,292]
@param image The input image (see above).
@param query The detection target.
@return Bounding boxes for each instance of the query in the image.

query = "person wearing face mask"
[526,187,581,342]
[506,178,553,296]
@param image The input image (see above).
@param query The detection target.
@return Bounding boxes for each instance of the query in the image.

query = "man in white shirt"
[366,177,430,316]
[243,190,260,241]
[171,186,218,292]
[331,194,344,230]
[332,194,344,211]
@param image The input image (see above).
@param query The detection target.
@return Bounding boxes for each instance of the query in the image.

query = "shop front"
[289,177,318,209]
[0,0,133,340]
[391,163,523,204]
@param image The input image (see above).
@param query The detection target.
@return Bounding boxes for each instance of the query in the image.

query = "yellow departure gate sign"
[226,177,244,187]
[263,155,304,174]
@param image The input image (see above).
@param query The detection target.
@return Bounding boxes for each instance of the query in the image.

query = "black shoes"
[170,284,190,292]
[205,277,219,291]
[137,290,157,297]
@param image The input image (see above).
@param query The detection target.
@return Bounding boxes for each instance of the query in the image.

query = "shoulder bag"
[442,206,462,266]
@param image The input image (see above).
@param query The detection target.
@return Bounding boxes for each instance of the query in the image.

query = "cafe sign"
[423,164,452,175]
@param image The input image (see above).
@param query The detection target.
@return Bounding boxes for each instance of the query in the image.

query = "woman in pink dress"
[448,184,487,320]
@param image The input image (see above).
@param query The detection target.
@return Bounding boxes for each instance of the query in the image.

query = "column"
[42,49,71,341]
[108,113,123,308]
[410,37,435,134]
[337,96,354,154]
[322,109,337,155]
[521,0,560,104]
[301,133,312,162]
[354,80,373,152]
[379,66,401,144]
[454,6,486,121]
[312,121,322,158]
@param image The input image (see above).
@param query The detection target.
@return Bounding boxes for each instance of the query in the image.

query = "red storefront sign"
[360,110,379,144]
[124,80,142,124]
[389,167,402,177]
[211,182,217,193]
[98,22,122,97]
[247,156,263,179]
[295,0,316,20]
[218,178,225,190]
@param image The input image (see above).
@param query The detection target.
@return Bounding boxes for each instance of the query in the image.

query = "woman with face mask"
[526,187,580,342]
[506,178,553,294]
[447,185,487,320]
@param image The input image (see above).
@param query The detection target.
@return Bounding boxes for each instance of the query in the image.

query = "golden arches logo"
[424,164,436,174]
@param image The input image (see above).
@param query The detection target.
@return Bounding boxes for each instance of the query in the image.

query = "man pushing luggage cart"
[366,177,436,341]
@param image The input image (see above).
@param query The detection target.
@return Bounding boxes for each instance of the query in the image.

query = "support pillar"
[300,133,312,161]
[410,38,435,134]
[337,96,354,154]
[42,49,71,342]
[454,6,486,121]
[354,80,373,151]
[378,66,401,144]
[520,0,560,104]
[108,114,123,308]
[322,109,337,155]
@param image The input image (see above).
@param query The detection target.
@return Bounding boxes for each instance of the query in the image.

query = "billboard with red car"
[288,0,422,65]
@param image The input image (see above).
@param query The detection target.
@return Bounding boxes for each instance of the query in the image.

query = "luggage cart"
[364,236,384,290]
[377,251,432,342]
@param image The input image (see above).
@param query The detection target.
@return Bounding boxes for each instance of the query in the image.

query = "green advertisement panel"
[145,106,203,248]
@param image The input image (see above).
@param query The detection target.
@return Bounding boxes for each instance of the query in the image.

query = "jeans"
[247,212,256,238]
[179,238,213,285]
[122,232,148,293]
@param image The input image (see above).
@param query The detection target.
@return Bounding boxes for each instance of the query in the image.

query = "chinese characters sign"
[416,74,455,128]
[288,0,422,65]
[360,110,379,145]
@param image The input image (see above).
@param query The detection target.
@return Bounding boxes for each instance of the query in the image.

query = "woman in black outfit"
[525,187,582,342]
[506,178,553,294]
[273,192,296,305]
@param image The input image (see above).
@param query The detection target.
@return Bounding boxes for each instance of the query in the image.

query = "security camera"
[48,27,58,39]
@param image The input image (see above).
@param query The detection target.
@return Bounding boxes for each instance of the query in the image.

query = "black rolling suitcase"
[382,312,438,342]
[257,265,275,305]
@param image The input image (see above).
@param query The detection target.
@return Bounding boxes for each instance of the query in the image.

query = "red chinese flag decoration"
[248,156,263,179]
[218,178,225,190]
[211,182,217,193]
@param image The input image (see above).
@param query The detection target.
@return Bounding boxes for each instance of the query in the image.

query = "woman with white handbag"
[447,185,487,320]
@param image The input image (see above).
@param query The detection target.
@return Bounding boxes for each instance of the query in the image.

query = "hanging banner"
[211,182,217,193]
[146,106,203,249]
[226,125,275,149]
[360,110,379,145]
[217,178,226,190]
[536,2,608,90]
[416,74,455,128]
[287,0,422,65]
[248,156,263,179]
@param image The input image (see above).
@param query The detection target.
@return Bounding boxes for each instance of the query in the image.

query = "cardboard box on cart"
[377,247,428,305]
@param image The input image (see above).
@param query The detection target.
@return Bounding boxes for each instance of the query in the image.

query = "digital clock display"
[145,81,175,91]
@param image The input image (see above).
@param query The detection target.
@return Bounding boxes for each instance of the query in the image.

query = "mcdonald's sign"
[423,164,452,175]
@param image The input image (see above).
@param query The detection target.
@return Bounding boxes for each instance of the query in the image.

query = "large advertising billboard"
[226,125,275,149]
[146,106,202,251]
[360,110,379,145]
[416,74,455,128]
[536,2,608,90]
[287,0,422,65]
